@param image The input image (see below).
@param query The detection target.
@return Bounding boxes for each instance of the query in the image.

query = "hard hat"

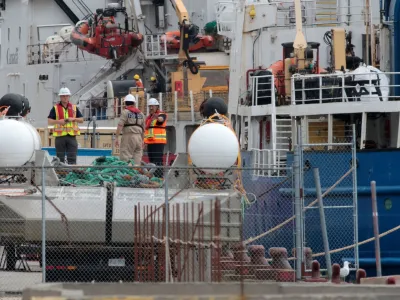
[124,94,136,103]
[150,76,156,82]
[59,87,71,96]
[147,98,159,106]
[134,74,140,80]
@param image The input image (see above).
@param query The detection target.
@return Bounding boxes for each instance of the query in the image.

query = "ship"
[0,0,399,289]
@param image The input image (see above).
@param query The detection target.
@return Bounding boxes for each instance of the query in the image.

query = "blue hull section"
[241,150,400,276]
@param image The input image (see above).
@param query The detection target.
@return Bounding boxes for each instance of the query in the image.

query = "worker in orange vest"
[47,87,84,165]
[144,98,167,178]
[134,74,143,88]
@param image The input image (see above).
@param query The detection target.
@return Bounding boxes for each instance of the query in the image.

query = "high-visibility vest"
[144,111,167,144]
[52,103,81,137]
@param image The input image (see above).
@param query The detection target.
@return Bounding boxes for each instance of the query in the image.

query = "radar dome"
[0,119,42,167]
[188,123,239,174]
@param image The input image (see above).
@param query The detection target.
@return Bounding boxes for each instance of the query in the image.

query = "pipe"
[41,164,46,283]
[314,168,332,279]
[294,126,302,281]
[352,124,359,270]
[164,171,170,282]
[371,181,382,277]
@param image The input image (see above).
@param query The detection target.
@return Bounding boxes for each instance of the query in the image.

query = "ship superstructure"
[0,0,231,155]
[216,0,398,164]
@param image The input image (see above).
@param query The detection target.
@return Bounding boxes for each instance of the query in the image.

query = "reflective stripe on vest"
[144,112,167,144]
[53,104,81,137]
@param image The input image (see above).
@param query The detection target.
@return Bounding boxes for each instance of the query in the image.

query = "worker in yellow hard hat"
[150,76,162,94]
[133,74,143,88]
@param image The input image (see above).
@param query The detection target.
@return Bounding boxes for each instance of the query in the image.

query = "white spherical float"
[43,35,65,61]
[188,123,239,174]
[0,119,42,167]
[58,25,74,43]
[23,121,42,162]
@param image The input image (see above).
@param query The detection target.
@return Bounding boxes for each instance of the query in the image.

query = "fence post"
[313,167,332,279]
[371,181,382,277]
[41,164,46,283]
[164,167,170,282]
[352,124,359,269]
[294,139,302,281]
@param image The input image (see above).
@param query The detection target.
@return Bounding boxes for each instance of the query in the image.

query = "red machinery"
[160,30,214,52]
[71,7,143,59]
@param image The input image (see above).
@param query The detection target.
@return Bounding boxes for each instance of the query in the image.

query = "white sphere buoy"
[188,123,239,174]
[0,119,41,167]
[23,121,42,162]
[58,26,74,42]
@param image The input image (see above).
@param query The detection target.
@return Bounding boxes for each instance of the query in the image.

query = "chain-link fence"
[0,143,361,294]
[296,124,358,279]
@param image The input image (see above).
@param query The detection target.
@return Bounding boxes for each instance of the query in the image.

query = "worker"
[115,94,145,165]
[150,76,162,94]
[48,87,84,165]
[144,98,167,178]
[133,74,144,89]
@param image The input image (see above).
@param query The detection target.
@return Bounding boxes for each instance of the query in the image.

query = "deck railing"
[78,90,229,122]
[244,71,400,108]
[290,71,397,105]
[27,42,104,65]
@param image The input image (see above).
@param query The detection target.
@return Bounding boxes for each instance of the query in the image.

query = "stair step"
[316,17,337,21]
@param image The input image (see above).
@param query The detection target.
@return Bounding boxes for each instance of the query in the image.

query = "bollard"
[249,245,270,266]
[218,246,235,273]
[331,263,341,284]
[292,247,313,276]
[387,277,396,285]
[355,269,367,284]
[248,245,271,278]
[231,242,251,276]
[303,260,328,282]
[269,247,295,282]
[231,242,251,263]
[269,247,292,269]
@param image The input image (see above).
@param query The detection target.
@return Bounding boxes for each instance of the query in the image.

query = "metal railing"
[78,90,229,122]
[290,71,396,105]
[246,74,276,107]
[216,0,376,34]
[216,0,238,39]
[250,148,287,177]
[27,42,104,65]
[144,34,168,59]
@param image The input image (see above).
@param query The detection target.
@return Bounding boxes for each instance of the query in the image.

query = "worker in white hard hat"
[144,97,167,178]
[115,94,145,166]
[133,74,143,89]
[48,87,84,165]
